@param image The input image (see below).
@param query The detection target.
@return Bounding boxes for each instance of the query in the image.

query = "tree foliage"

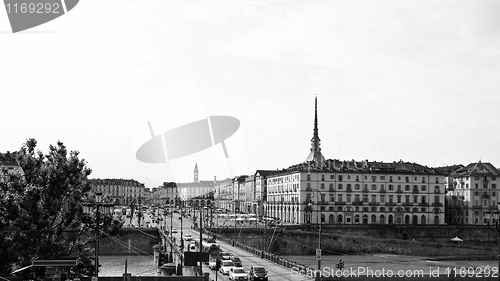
[0,139,122,279]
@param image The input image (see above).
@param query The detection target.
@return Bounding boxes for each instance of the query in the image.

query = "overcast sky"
[1,0,500,189]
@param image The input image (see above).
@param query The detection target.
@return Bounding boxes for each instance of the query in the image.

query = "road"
[164,212,313,281]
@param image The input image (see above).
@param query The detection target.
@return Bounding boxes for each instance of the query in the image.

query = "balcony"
[431,202,443,206]
[379,189,386,193]
[412,190,419,194]
[418,202,428,206]
[385,202,396,206]
[352,201,363,205]
[362,188,369,193]
[403,202,413,206]
[369,202,380,206]
[329,188,335,192]
[482,194,490,199]
[320,200,328,205]
[335,201,346,205]
[346,188,353,192]
[396,189,403,193]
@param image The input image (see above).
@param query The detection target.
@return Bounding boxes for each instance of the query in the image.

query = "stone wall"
[211,225,497,257]
[98,227,161,255]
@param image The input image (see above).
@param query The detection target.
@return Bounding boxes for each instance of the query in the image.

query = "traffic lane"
[212,235,312,281]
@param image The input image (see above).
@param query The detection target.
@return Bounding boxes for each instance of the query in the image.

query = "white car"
[229,268,248,280]
[219,260,235,275]
[184,234,192,241]
[172,228,178,233]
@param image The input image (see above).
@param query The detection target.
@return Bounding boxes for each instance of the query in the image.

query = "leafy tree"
[0,139,122,279]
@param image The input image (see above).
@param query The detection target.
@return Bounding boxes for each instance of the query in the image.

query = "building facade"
[445,161,500,225]
[89,178,146,206]
[265,160,446,225]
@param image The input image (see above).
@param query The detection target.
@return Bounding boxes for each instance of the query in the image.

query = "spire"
[194,163,199,183]
[305,95,325,167]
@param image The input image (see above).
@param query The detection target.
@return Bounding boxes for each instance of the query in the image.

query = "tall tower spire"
[194,163,199,183]
[305,95,325,167]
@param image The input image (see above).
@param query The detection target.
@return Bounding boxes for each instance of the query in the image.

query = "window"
[389,195,393,203]
[347,175,351,180]
[434,196,439,203]
[307,183,311,189]
[338,194,343,202]
[372,176,377,182]
[389,184,394,191]
[405,176,409,183]
[363,194,369,202]
[355,184,360,190]
[330,175,334,179]
[405,195,410,203]
[338,175,343,181]
[413,195,418,203]
[330,195,335,202]
[493,184,497,189]
[380,176,385,180]
[338,184,343,190]
[421,185,426,191]
[421,196,426,204]
[389,176,393,182]
[321,175,325,181]
[354,194,360,202]
[405,185,410,191]
[434,186,440,193]
[320,183,325,189]
[347,194,351,203]
[347,184,352,190]
[397,195,401,203]
[329,183,334,190]
[307,174,311,181]
[371,184,377,190]
[380,195,385,203]
[493,177,497,181]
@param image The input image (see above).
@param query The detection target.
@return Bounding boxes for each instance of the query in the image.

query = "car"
[220,252,232,260]
[219,260,235,275]
[249,266,268,281]
[172,228,178,234]
[229,267,248,280]
[230,256,243,267]
[184,234,192,241]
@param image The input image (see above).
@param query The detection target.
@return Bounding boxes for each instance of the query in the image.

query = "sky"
[1,0,500,189]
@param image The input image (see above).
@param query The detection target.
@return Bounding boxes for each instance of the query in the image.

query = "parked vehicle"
[249,266,268,281]
[184,234,192,241]
[229,268,248,280]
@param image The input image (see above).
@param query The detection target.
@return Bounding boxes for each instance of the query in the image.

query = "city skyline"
[1,1,500,189]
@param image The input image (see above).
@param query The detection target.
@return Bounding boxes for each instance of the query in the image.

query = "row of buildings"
[3,98,500,226]
[148,97,500,226]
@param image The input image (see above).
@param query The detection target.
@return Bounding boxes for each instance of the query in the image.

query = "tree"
[0,139,121,279]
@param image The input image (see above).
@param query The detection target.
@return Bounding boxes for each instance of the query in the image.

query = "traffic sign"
[316,248,321,260]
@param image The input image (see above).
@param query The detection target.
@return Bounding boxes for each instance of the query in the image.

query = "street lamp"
[485,203,500,281]
[308,189,323,279]
[82,192,114,278]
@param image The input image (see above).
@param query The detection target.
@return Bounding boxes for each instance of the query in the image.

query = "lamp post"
[95,192,102,278]
[485,203,500,281]
[308,189,323,280]
[82,192,114,278]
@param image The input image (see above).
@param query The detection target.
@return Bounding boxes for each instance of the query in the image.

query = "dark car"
[230,256,243,267]
[249,266,268,281]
